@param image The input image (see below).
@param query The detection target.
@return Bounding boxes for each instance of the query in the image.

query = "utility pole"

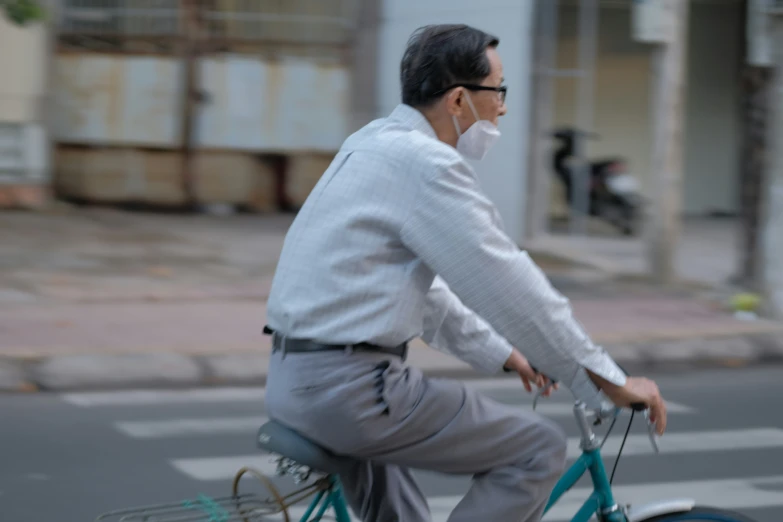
[638,0,690,285]
[737,0,775,288]
[736,65,773,287]
[759,3,783,316]
[179,0,202,209]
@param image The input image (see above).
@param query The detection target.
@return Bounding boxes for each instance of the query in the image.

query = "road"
[1,365,782,521]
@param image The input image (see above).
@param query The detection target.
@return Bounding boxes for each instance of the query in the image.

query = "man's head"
[400,24,507,147]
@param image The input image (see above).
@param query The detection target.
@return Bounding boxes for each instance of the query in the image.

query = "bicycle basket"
[94,493,280,521]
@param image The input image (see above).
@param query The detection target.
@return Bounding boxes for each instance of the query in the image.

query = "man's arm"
[422,276,557,393]
[421,275,513,374]
[400,151,626,409]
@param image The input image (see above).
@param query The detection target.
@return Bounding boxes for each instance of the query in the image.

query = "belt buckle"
[273,333,288,359]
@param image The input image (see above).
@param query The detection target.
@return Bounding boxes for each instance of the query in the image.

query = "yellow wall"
[0,12,48,123]
[552,2,743,216]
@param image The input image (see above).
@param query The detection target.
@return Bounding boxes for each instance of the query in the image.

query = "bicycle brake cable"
[599,414,618,448]
[608,409,636,486]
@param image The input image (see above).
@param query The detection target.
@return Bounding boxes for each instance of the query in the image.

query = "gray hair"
[399,24,499,108]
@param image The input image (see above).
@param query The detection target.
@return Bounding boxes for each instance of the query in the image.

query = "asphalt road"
[2,365,783,522]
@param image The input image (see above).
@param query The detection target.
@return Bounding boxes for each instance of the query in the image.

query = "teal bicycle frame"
[297,401,630,522]
[542,401,629,522]
[296,475,353,522]
[544,448,624,522]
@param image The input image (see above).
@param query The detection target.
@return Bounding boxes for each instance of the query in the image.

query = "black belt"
[264,326,408,360]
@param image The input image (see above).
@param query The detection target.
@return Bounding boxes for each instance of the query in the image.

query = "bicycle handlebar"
[530,365,660,453]
[530,365,649,414]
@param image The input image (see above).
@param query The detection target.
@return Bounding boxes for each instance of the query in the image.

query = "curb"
[2,331,782,394]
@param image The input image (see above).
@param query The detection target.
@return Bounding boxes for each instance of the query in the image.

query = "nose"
[499,100,508,117]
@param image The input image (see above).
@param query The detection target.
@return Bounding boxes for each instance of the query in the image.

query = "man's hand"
[587,370,667,436]
[504,349,558,395]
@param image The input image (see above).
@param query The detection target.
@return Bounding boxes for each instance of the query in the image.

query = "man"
[264,24,667,522]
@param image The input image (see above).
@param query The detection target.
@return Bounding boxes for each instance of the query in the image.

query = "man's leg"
[264,351,432,521]
[435,401,567,522]
[337,396,565,522]
[265,350,567,522]
[368,369,568,522]
[338,461,430,522]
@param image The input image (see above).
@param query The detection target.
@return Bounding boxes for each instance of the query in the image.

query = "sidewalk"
[1,207,781,392]
[528,216,741,288]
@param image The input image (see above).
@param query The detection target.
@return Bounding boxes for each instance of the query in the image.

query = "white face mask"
[452,92,501,160]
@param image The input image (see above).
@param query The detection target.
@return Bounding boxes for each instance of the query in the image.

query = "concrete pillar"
[349,0,381,132]
[759,8,783,316]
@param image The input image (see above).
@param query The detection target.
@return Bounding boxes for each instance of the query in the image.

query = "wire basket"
[94,493,279,522]
[94,466,333,522]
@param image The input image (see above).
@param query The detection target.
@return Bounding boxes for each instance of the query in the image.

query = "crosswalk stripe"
[65,379,542,406]
[277,475,783,522]
[172,454,280,480]
[62,379,531,406]
[63,383,693,413]
[114,401,695,439]
[115,417,265,438]
[61,387,267,406]
[168,428,783,481]
[111,406,599,438]
[570,427,783,459]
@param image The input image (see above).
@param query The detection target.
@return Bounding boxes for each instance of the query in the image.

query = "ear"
[445,87,465,117]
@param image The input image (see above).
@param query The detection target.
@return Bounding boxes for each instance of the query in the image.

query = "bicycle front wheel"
[635,505,758,522]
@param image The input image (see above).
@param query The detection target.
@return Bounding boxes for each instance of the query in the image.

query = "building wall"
[552,1,743,216]
[0,13,48,122]
[0,11,50,206]
[377,0,536,244]
[51,53,350,209]
[53,54,350,152]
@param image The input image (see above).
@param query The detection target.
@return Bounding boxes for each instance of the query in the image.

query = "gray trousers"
[264,348,567,522]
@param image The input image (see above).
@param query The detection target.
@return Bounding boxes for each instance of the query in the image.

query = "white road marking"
[570,427,783,459]
[61,387,266,406]
[66,379,539,407]
[169,428,783,481]
[114,399,692,440]
[64,382,692,413]
[172,454,283,481]
[276,475,783,522]
[115,416,268,438]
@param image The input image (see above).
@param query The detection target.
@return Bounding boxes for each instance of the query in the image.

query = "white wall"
[378,0,536,244]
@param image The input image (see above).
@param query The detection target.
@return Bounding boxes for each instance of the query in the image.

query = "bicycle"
[95,390,758,522]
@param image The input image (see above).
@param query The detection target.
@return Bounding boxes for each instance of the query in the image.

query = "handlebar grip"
[620,366,646,411]
[503,364,559,385]
[528,362,644,411]
[531,366,558,384]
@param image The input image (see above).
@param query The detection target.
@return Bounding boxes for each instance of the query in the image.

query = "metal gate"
[52,0,362,209]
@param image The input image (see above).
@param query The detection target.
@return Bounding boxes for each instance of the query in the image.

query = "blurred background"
[1,1,783,521]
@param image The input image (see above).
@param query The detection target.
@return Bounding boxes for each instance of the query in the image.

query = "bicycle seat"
[257,420,357,475]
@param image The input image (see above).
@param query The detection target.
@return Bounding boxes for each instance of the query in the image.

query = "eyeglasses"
[434,83,507,103]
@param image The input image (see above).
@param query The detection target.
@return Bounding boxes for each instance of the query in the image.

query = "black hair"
[400,24,499,108]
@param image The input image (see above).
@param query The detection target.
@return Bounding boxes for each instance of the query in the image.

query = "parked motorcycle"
[550,127,644,236]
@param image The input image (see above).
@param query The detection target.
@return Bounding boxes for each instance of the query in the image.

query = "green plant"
[2,0,45,26]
